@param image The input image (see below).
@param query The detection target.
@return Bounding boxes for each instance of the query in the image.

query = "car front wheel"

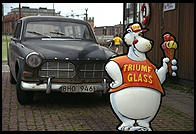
[10,71,16,84]
[16,70,34,105]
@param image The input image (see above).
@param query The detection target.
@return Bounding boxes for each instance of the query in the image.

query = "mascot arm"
[105,61,123,88]
[155,58,169,84]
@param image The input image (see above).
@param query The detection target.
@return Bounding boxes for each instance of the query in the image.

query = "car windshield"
[24,20,94,40]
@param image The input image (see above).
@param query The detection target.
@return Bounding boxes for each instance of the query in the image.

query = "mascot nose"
[149,41,153,48]
[146,41,153,51]
[133,39,138,45]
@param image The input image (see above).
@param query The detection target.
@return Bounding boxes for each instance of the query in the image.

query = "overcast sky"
[2,3,123,27]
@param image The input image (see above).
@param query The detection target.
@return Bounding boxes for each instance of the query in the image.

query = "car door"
[8,20,22,78]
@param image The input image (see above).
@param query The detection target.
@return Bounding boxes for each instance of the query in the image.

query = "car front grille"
[78,62,106,78]
[39,61,107,79]
[39,61,76,78]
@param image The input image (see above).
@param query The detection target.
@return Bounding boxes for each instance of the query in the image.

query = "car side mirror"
[11,37,20,42]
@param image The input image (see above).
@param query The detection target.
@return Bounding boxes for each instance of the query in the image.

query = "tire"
[16,70,34,105]
[96,91,104,97]
[10,71,16,84]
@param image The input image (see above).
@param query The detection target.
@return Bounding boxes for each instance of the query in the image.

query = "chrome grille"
[39,61,107,79]
[78,62,106,78]
[39,61,75,78]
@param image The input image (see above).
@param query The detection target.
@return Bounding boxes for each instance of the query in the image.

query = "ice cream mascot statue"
[105,22,178,131]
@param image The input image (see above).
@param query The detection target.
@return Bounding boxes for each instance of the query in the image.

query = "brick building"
[2,6,95,35]
[94,23,123,37]
[8,6,61,16]
[2,14,25,34]
[2,6,61,34]
[87,17,94,31]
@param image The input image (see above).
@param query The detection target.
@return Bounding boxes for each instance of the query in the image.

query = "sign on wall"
[163,3,176,12]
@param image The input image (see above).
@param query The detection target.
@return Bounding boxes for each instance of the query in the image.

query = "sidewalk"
[2,61,194,131]
[162,87,194,119]
[115,49,194,119]
[2,61,194,119]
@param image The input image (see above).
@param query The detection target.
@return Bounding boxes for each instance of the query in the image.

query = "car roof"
[20,16,88,24]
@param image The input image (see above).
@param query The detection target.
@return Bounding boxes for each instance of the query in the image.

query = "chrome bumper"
[21,78,108,94]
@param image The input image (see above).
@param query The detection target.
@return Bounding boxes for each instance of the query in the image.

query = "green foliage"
[2,35,12,61]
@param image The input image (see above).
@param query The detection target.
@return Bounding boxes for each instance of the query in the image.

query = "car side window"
[13,21,22,39]
[83,27,93,40]
[74,25,82,38]
[64,25,74,38]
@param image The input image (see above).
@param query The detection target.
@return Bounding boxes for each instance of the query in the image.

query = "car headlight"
[26,52,42,68]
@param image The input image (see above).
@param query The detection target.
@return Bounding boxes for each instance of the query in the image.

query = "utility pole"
[84,8,88,21]
[19,3,21,19]
[2,4,3,20]
[2,4,4,34]
[53,3,54,16]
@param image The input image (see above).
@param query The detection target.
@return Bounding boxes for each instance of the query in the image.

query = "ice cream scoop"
[165,40,177,49]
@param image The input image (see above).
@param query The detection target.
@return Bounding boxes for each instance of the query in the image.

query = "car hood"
[22,39,109,60]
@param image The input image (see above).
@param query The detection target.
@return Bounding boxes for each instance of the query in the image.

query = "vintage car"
[8,16,117,105]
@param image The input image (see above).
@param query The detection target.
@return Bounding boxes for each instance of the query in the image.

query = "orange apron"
[109,55,164,95]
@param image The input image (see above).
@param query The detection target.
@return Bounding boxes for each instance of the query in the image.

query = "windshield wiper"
[75,37,93,41]
[50,31,65,35]
[49,31,74,39]
[27,31,51,38]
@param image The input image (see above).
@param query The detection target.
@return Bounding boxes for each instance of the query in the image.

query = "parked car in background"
[8,16,117,105]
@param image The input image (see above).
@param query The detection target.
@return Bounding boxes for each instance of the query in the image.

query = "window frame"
[22,20,95,41]
[13,20,22,39]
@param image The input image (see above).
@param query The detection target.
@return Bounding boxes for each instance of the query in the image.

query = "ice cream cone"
[163,48,175,75]
[161,34,177,76]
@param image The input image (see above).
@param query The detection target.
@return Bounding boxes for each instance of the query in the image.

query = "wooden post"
[123,3,127,54]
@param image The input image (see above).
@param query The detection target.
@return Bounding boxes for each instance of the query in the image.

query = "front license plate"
[60,85,95,93]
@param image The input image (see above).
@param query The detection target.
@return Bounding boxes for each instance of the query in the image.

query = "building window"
[126,3,131,9]
[125,3,134,27]
[136,3,141,22]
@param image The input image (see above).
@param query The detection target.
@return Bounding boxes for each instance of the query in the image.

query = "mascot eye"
[127,28,133,33]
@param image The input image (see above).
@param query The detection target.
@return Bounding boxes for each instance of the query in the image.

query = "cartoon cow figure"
[105,23,178,131]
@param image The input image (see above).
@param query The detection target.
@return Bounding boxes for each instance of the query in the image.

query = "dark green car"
[8,16,116,105]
